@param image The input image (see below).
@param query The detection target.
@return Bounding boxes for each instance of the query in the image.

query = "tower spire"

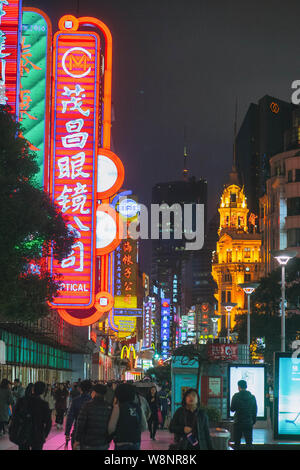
[183,126,188,181]
[233,98,238,171]
[227,99,240,186]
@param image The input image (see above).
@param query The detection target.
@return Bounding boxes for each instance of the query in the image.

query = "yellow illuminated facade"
[212,170,263,336]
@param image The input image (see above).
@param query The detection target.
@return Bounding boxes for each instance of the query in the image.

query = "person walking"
[12,379,25,406]
[230,379,257,450]
[158,386,169,429]
[73,384,111,450]
[169,388,213,450]
[69,383,81,402]
[65,380,92,449]
[54,383,68,430]
[0,379,14,437]
[43,384,55,423]
[9,381,52,450]
[147,386,160,440]
[108,383,142,450]
[105,381,117,406]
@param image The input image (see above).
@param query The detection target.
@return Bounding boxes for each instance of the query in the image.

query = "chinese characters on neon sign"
[143,301,152,349]
[114,238,137,309]
[0,0,21,114]
[161,299,170,360]
[49,31,100,309]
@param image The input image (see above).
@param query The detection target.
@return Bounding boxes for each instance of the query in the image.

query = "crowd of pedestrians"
[0,376,258,451]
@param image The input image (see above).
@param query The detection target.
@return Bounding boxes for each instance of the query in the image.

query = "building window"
[287,197,300,216]
[245,273,251,282]
[244,248,251,259]
[221,291,226,303]
[288,170,293,182]
[230,193,236,203]
[227,291,231,302]
[296,169,300,182]
[287,228,300,247]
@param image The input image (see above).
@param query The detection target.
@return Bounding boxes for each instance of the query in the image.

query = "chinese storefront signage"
[161,299,170,360]
[49,30,100,309]
[20,8,51,188]
[114,238,137,309]
[143,300,152,349]
[0,0,22,115]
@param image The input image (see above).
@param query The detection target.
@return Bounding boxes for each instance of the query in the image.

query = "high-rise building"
[151,175,207,356]
[151,176,207,308]
[236,95,295,215]
[259,149,300,275]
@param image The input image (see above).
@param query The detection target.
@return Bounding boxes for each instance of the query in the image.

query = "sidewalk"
[1,424,299,450]
[0,426,172,451]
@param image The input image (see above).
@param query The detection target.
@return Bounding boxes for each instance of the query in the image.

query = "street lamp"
[239,282,259,348]
[271,250,297,352]
[222,303,237,344]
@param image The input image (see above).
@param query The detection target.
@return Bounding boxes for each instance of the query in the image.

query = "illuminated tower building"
[212,163,263,336]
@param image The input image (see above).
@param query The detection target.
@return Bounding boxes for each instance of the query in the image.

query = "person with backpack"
[169,388,213,450]
[108,383,142,450]
[230,379,257,450]
[0,379,14,437]
[65,380,92,449]
[73,384,111,450]
[9,381,52,450]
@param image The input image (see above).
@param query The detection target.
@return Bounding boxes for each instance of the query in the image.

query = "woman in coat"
[0,379,14,436]
[169,388,213,450]
[147,386,160,441]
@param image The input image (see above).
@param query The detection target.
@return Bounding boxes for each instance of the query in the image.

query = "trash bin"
[209,427,231,450]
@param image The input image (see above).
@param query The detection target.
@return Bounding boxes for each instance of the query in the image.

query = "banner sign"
[0,0,22,115]
[49,30,100,309]
[20,9,51,188]
[207,344,238,361]
[161,299,171,360]
[143,301,152,349]
[114,238,137,309]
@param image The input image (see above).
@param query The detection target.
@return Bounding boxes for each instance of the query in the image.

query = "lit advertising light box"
[274,353,300,440]
[228,364,266,420]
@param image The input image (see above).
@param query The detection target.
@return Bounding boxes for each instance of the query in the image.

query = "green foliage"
[199,404,221,425]
[0,107,75,321]
[145,364,171,385]
[233,258,300,363]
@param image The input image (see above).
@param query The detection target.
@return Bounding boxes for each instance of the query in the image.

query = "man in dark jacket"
[230,380,257,450]
[65,380,92,448]
[74,384,111,450]
[12,381,52,450]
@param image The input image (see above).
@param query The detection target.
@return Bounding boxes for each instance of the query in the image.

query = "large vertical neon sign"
[21,8,51,189]
[161,299,171,359]
[49,28,100,310]
[0,0,22,116]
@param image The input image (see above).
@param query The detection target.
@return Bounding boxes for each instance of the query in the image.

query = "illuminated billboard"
[143,300,152,349]
[49,28,100,310]
[228,364,266,420]
[0,0,22,115]
[114,237,138,309]
[114,316,136,338]
[161,299,171,360]
[21,8,51,189]
[274,353,300,439]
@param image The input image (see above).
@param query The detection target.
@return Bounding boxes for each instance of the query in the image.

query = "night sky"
[24,0,300,271]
